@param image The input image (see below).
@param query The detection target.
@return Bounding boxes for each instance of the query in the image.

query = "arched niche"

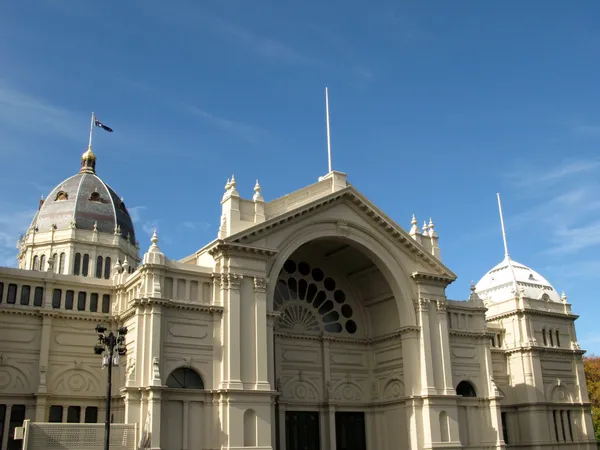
[266,221,418,328]
[456,380,477,397]
[165,367,204,389]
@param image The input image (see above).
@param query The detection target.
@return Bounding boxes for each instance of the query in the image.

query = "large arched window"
[73,253,81,275]
[456,381,477,397]
[96,256,103,278]
[40,255,46,272]
[33,255,39,271]
[82,254,90,277]
[165,367,204,389]
[104,257,111,279]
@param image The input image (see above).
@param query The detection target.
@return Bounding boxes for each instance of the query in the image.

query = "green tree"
[583,354,600,441]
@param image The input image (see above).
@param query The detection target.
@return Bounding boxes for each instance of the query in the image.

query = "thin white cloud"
[0,82,81,141]
[0,206,37,268]
[507,158,600,187]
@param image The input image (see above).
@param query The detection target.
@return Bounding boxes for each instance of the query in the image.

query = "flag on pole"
[94,116,113,132]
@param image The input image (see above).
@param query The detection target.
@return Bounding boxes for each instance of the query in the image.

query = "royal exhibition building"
[0,144,596,450]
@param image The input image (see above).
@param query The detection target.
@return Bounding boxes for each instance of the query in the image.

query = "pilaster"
[221,273,243,390]
[436,301,454,395]
[148,388,162,450]
[416,298,436,395]
[254,277,270,390]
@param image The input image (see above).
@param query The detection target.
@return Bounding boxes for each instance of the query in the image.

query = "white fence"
[20,420,138,450]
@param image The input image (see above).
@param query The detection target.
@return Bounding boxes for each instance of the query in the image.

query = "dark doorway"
[335,412,366,450]
[286,411,320,450]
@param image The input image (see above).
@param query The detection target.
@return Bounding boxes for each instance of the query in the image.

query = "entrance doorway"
[285,412,320,450]
[335,412,366,450]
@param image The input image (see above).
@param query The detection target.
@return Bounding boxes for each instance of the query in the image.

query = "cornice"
[0,305,113,322]
[486,307,578,322]
[207,241,278,261]
[273,326,418,345]
[499,345,585,358]
[133,297,224,314]
[411,272,455,287]
[449,330,490,339]
[228,188,456,279]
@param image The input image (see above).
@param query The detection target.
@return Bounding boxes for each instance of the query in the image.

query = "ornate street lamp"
[94,324,127,450]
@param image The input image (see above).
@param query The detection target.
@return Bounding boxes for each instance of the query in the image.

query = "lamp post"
[94,324,127,450]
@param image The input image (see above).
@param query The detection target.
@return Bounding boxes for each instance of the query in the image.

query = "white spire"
[497,193,510,258]
[325,87,332,173]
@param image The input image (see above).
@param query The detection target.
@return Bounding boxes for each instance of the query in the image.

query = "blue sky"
[1,1,599,351]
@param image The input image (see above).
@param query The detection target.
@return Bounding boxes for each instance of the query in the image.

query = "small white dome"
[475,256,561,303]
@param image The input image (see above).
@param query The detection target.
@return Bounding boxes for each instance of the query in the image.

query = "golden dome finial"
[80,145,97,173]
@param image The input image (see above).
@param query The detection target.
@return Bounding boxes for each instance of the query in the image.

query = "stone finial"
[422,220,429,235]
[409,214,420,235]
[150,229,159,248]
[113,259,123,276]
[229,174,238,194]
[224,178,231,191]
[561,291,568,304]
[93,221,98,232]
[253,179,264,202]
[428,218,437,237]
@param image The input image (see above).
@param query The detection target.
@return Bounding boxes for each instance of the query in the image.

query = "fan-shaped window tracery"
[275,259,357,335]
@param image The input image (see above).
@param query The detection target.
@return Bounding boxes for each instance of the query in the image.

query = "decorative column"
[416,298,436,395]
[148,303,163,385]
[148,389,162,450]
[182,400,189,450]
[436,301,454,395]
[254,277,270,390]
[221,273,243,390]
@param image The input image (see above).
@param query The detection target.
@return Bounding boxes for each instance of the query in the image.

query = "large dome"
[30,148,136,243]
[475,256,561,303]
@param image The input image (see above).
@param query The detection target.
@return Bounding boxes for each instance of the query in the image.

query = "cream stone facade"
[0,148,596,450]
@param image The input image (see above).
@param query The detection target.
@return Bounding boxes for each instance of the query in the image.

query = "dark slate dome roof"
[31,148,136,243]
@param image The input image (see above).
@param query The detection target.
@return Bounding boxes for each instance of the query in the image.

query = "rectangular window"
[7,404,26,450]
[20,285,31,305]
[567,410,574,441]
[84,407,98,423]
[7,284,17,304]
[65,290,74,309]
[33,287,44,307]
[48,405,63,422]
[0,404,6,447]
[52,289,62,308]
[501,412,509,444]
[0,281,4,303]
[102,294,110,313]
[77,292,87,311]
[67,406,81,423]
[90,293,98,312]
[553,410,560,441]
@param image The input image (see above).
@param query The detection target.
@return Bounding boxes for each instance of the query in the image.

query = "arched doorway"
[161,367,206,450]
[271,237,410,450]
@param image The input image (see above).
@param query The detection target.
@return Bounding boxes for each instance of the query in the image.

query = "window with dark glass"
[49,405,63,422]
[7,284,17,304]
[82,254,90,277]
[40,255,46,271]
[90,293,98,312]
[7,404,26,450]
[456,381,477,397]
[52,289,62,308]
[77,292,86,311]
[20,285,30,305]
[67,406,81,423]
[0,404,6,446]
[101,294,110,313]
[0,282,4,303]
[73,253,81,275]
[501,412,509,444]
[33,255,39,271]
[34,287,44,307]
[96,256,103,278]
[104,257,111,279]
[84,407,98,423]
[65,290,74,310]
[52,253,57,272]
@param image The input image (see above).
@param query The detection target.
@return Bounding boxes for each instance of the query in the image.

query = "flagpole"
[325,87,332,173]
[88,112,95,149]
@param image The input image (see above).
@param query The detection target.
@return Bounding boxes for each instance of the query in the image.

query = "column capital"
[436,300,448,312]
[220,273,243,290]
[415,298,430,312]
[253,277,268,293]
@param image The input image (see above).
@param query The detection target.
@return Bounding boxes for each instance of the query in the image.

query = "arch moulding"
[265,220,417,328]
